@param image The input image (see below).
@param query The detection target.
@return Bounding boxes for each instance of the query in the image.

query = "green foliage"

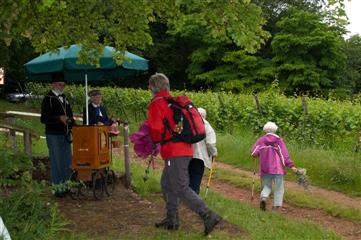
[0,0,173,64]
[166,0,269,88]
[0,37,36,92]
[0,149,33,188]
[0,0,267,70]
[194,50,276,92]
[272,9,346,94]
[1,0,352,96]
[26,83,361,148]
[0,185,69,240]
[51,180,85,194]
[168,0,269,52]
[144,22,194,89]
[0,147,69,240]
[343,34,361,93]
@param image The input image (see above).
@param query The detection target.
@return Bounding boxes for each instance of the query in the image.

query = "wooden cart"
[69,125,116,199]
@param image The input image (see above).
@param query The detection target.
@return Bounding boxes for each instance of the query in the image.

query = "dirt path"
[216,162,361,211]
[56,182,244,239]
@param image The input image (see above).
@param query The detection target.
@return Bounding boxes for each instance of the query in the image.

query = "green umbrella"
[24,44,149,124]
[24,44,149,82]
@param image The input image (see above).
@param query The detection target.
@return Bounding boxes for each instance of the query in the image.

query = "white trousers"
[260,174,285,207]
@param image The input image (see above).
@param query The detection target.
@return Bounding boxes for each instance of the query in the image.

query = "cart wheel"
[105,169,116,196]
[92,171,104,200]
[69,171,81,200]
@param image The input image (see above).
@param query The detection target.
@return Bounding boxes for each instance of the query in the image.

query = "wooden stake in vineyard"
[123,122,131,189]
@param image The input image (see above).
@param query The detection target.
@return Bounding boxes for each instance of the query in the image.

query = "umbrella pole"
[85,73,89,125]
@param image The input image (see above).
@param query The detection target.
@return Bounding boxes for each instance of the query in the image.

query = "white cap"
[197,107,207,119]
[263,121,278,133]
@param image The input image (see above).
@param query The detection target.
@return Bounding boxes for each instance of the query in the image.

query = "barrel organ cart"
[69,125,116,199]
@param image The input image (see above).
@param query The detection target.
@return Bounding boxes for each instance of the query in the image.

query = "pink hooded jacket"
[251,133,295,176]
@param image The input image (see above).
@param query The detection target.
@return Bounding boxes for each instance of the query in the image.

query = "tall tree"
[0,37,36,92]
[166,0,269,89]
[253,0,324,59]
[143,22,196,89]
[343,35,361,93]
[271,9,346,94]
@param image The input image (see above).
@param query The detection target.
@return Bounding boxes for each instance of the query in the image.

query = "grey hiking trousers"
[161,156,207,216]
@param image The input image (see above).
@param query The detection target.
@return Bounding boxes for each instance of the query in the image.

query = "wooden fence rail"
[0,122,40,156]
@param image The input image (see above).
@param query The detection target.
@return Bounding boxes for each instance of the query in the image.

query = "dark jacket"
[82,104,110,125]
[40,91,74,135]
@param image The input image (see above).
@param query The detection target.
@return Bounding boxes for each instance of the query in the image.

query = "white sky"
[345,0,361,36]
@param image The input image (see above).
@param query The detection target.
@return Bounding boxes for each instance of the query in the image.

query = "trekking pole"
[143,149,155,182]
[251,157,257,202]
[204,156,216,200]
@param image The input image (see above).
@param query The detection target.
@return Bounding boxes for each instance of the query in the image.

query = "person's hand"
[59,115,68,124]
[291,166,297,173]
[207,144,218,157]
[212,147,218,157]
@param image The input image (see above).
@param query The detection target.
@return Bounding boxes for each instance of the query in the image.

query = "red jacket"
[147,90,193,160]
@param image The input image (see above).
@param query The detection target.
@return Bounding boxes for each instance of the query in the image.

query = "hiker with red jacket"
[147,73,222,235]
[251,121,297,211]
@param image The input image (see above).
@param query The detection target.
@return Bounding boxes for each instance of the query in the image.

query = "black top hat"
[51,72,65,83]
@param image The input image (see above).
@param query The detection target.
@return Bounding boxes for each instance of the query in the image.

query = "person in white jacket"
[0,216,11,240]
[189,107,218,194]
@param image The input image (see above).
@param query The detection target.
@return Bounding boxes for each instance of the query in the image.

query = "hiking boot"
[272,206,281,212]
[201,209,222,235]
[155,212,179,230]
[53,191,66,198]
[260,198,267,211]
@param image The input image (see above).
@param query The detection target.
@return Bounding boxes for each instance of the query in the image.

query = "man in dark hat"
[40,72,75,197]
[83,89,110,125]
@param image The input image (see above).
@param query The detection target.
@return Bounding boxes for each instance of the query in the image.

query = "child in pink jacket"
[251,122,297,211]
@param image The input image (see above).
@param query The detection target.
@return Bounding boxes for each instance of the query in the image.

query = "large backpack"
[162,96,206,145]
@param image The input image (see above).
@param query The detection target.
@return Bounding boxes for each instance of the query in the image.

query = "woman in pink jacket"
[251,121,297,211]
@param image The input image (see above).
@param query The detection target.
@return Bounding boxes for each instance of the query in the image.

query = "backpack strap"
[159,96,173,145]
[161,118,173,145]
[160,96,182,145]
[262,143,285,166]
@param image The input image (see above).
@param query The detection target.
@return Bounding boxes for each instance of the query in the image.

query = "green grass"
[0,99,40,112]
[0,134,48,156]
[112,156,162,197]
[217,128,361,197]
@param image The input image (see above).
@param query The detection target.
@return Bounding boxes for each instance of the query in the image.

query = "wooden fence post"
[5,114,17,150]
[253,94,262,115]
[123,122,131,189]
[301,96,308,119]
[23,130,32,156]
